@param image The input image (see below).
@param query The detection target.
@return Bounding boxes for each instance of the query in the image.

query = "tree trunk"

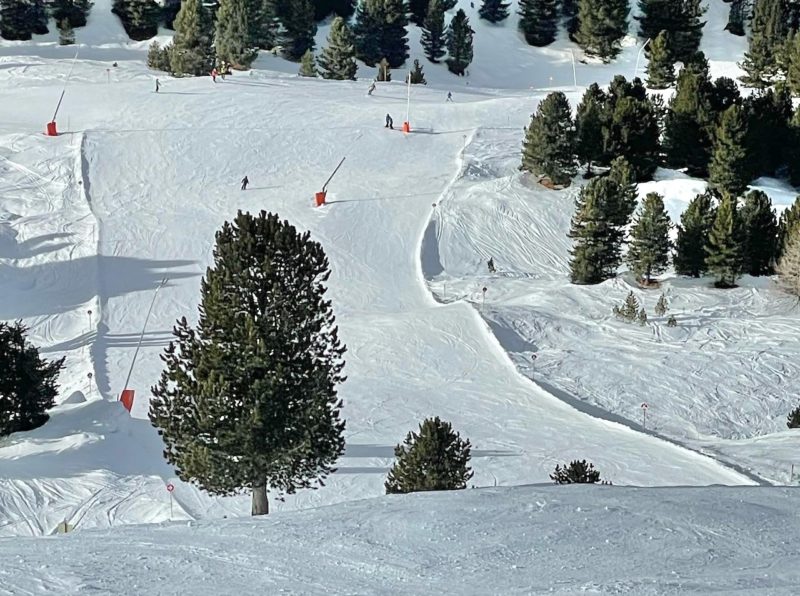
[251,483,269,516]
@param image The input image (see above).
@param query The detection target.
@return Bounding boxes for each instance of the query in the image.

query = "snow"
[0,0,798,582]
[5,485,800,594]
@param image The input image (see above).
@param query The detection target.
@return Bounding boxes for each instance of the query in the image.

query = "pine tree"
[622,291,640,320]
[604,94,661,181]
[409,0,428,25]
[575,0,629,62]
[562,0,579,37]
[646,30,675,89]
[318,16,358,80]
[446,9,474,76]
[708,105,749,199]
[421,0,446,63]
[638,307,648,325]
[637,0,705,62]
[382,0,409,68]
[575,83,606,175]
[663,65,715,176]
[27,0,48,34]
[675,191,716,277]
[778,196,800,259]
[0,322,65,438]
[788,405,800,428]
[726,0,747,36]
[0,0,31,41]
[385,417,473,494]
[215,0,258,70]
[568,177,626,284]
[147,40,172,71]
[479,0,510,23]
[299,48,318,76]
[777,226,800,297]
[741,0,787,87]
[550,460,602,484]
[705,194,743,288]
[626,192,672,284]
[667,314,677,326]
[521,91,577,186]
[112,0,160,41]
[331,0,355,17]
[518,0,559,47]
[281,0,316,61]
[149,211,346,516]
[786,33,800,95]
[354,0,383,66]
[605,156,638,227]
[248,0,279,50]
[52,0,93,28]
[169,0,214,76]
[743,86,793,179]
[408,58,427,84]
[655,293,668,315]
[710,76,742,114]
[740,190,778,276]
[58,19,75,45]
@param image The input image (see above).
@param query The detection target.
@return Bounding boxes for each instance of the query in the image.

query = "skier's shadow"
[244,186,281,191]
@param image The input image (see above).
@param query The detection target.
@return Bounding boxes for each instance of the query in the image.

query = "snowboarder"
[211,68,217,83]
[241,176,249,190]
[487,257,495,273]
[447,91,453,102]
[368,81,376,96]
[385,114,393,129]
[155,79,160,93]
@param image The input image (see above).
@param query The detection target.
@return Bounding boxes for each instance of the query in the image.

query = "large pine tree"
[169,0,214,76]
[521,91,577,186]
[382,0,409,68]
[705,194,743,288]
[603,93,661,181]
[663,64,715,176]
[280,0,317,61]
[111,0,160,41]
[674,191,716,277]
[215,0,258,70]
[318,16,358,80]
[518,0,559,47]
[741,0,787,87]
[637,0,704,63]
[149,211,346,516]
[575,83,606,175]
[605,156,639,227]
[353,0,383,66]
[409,0,429,25]
[575,0,629,62]
[626,192,672,284]
[0,322,65,438]
[479,0,510,23]
[740,189,778,276]
[421,0,446,63]
[708,104,749,199]
[645,30,675,89]
[446,9,474,76]
[51,0,93,28]
[569,177,625,284]
[247,0,279,50]
[743,86,793,179]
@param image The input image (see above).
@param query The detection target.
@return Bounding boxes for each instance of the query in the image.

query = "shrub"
[550,459,602,484]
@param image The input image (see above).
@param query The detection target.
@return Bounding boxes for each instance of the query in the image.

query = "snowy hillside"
[1,0,799,549]
[5,485,800,594]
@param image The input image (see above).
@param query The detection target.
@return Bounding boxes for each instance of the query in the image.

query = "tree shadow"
[0,229,73,260]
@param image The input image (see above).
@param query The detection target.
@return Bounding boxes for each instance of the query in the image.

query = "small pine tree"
[550,460,602,484]
[280,0,316,61]
[638,307,648,325]
[575,0,629,62]
[622,291,640,320]
[479,0,510,23]
[376,57,391,81]
[740,190,778,276]
[654,293,668,315]
[421,0,446,63]
[708,105,749,199]
[58,18,75,45]
[215,0,258,70]
[521,92,577,186]
[575,83,606,175]
[385,417,473,494]
[674,191,716,277]
[788,405,800,428]
[568,178,625,284]
[0,322,65,437]
[299,48,317,77]
[147,40,171,71]
[741,0,787,87]
[646,30,675,89]
[169,0,214,76]
[627,192,672,285]
[778,227,800,297]
[446,9,474,76]
[667,314,677,326]
[705,194,743,288]
[408,59,427,84]
[318,16,358,80]
[518,0,559,47]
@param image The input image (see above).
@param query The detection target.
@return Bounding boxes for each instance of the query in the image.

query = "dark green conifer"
[446,9,474,76]
[645,30,675,89]
[111,0,160,41]
[518,0,559,47]
[409,0,429,25]
[575,83,606,175]
[149,211,346,516]
[318,16,358,80]
[521,91,577,186]
[280,0,316,61]
[169,0,215,76]
[353,0,383,66]
[550,460,602,484]
[215,0,258,70]
[385,417,473,494]
[674,191,716,277]
[626,192,672,284]
[421,0,446,63]
[663,65,715,176]
[740,190,778,276]
[299,48,318,77]
[778,196,800,259]
[741,0,787,87]
[382,0,409,68]
[575,0,629,62]
[605,157,638,227]
[408,58,427,84]
[726,0,747,36]
[705,194,743,288]
[603,93,661,181]
[708,105,749,199]
[479,0,510,23]
[742,86,793,179]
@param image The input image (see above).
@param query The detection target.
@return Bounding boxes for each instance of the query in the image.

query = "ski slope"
[1,0,798,543]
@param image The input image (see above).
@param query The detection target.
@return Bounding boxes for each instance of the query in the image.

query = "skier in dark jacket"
[385,114,393,129]
[241,176,249,190]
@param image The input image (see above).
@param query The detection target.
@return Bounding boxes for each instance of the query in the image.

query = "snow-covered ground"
[0,0,798,574]
[5,485,800,595]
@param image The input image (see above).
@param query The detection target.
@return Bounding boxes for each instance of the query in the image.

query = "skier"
[241,176,249,190]
[155,78,160,93]
[447,91,453,102]
[385,114,393,129]
[487,257,495,273]
[211,68,217,83]
[368,81,376,96]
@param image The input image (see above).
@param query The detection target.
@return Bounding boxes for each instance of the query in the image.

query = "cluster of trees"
[420,3,474,75]
[739,0,800,90]
[0,322,64,438]
[613,292,676,326]
[0,0,92,41]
